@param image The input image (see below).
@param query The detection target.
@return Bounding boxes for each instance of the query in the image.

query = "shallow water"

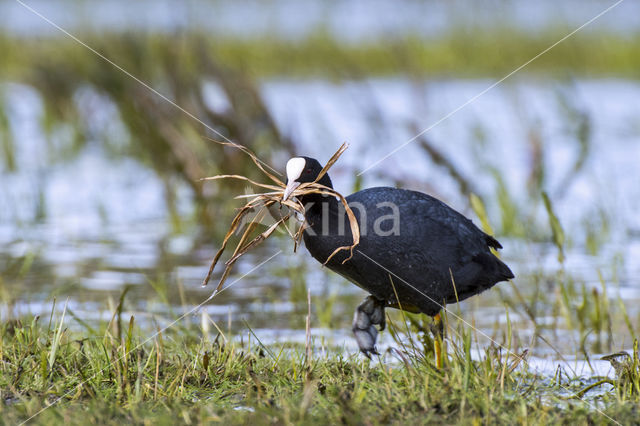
[3,0,639,39]
[1,77,639,379]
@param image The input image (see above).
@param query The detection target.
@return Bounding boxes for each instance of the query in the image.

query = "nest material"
[201,142,359,294]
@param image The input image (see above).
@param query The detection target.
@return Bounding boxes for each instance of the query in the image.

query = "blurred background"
[1,0,639,374]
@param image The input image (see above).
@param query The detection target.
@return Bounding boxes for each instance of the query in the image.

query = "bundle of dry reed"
[201,142,359,295]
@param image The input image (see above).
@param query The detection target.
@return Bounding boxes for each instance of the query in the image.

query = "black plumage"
[283,156,514,356]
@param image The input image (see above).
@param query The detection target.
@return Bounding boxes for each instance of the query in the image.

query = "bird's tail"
[494,256,514,282]
[474,252,514,283]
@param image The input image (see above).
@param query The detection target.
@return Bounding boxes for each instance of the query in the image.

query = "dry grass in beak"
[200,142,359,295]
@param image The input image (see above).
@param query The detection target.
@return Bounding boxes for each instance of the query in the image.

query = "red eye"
[306,168,312,173]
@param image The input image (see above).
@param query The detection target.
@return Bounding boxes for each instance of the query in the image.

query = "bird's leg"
[352,295,386,358]
[430,312,444,368]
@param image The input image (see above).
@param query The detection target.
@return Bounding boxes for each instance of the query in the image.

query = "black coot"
[282,156,514,358]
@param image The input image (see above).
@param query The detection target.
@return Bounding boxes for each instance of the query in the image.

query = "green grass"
[2,28,639,81]
[1,295,639,425]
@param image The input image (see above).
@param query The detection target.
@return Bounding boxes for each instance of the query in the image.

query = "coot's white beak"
[282,180,300,201]
[283,157,306,202]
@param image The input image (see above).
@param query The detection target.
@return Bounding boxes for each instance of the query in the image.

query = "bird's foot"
[352,296,386,358]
